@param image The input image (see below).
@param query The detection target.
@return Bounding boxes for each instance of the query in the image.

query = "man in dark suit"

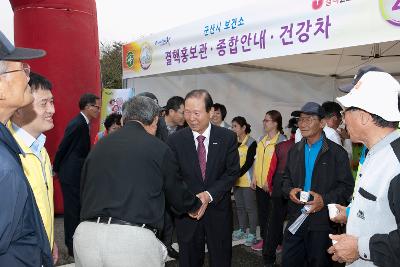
[167,89,240,267]
[75,96,203,266]
[53,93,100,256]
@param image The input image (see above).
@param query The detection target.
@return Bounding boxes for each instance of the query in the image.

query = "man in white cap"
[328,71,400,266]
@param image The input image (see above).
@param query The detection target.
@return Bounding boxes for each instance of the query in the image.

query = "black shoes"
[167,246,179,259]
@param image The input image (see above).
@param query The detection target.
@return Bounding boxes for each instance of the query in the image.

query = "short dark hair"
[371,114,399,129]
[165,96,184,115]
[322,101,342,119]
[79,93,100,110]
[185,89,213,112]
[104,113,122,130]
[345,106,399,129]
[287,117,299,134]
[232,116,251,134]
[29,72,52,91]
[213,103,227,120]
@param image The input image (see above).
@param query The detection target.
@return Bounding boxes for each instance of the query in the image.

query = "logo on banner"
[380,0,400,26]
[126,51,134,68]
[154,37,171,47]
[140,42,153,70]
[123,42,141,72]
[312,0,324,10]
[312,0,351,10]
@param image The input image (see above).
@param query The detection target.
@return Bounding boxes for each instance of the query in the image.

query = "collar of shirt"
[80,112,90,125]
[323,125,341,145]
[12,122,46,157]
[192,123,212,158]
[366,130,400,157]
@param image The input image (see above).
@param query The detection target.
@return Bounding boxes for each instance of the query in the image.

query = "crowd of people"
[1,30,400,267]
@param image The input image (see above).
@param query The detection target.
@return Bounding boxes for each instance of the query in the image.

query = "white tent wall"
[125,65,337,138]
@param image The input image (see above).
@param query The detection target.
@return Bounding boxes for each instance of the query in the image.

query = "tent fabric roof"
[240,41,400,78]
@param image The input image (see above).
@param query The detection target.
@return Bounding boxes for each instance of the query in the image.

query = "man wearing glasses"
[0,31,53,266]
[53,93,100,257]
[281,102,354,267]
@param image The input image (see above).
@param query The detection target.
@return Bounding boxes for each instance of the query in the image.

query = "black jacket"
[53,113,91,186]
[167,125,240,241]
[282,133,354,230]
[80,121,201,231]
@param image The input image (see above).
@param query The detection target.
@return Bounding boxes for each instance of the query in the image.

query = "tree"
[100,41,123,89]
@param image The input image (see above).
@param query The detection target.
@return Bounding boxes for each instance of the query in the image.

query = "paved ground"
[55,215,275,267]
[55,200,279,267]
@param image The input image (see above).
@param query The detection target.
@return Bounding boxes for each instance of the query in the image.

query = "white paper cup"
[300,191,310,203]
[328,204,339,219]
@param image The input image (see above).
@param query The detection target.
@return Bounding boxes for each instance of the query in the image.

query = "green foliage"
[100,41,123,89]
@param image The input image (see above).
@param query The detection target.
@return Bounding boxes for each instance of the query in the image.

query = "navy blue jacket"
[0,123,53,266]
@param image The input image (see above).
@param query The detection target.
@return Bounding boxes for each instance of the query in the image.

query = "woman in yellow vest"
[251,110,286,251]
[231,116,258,246]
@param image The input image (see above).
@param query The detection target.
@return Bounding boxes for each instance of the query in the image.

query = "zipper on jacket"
[26,152,54,247]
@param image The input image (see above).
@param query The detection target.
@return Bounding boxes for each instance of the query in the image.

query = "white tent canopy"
[122,0,400,137]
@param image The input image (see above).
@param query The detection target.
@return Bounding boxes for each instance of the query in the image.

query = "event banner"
[122,0,400,78]
[99,88,135,131]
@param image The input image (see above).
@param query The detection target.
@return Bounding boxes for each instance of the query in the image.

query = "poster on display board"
[122,0,400,79]
[99,88,135,131]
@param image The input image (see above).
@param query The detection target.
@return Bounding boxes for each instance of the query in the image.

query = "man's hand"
[306,191,324,214]
[189,192,210,220]
[330,204,347,224]
[327,234,359,264]
[52,242,59,264]
[289,188,303,204]
[250,178,256,190]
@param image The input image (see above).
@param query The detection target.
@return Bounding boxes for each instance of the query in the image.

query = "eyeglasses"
[91,105,101,110]
[0,63,30,77]
[298,116,318,124]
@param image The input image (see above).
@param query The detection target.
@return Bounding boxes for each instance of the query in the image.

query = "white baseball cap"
[336,71,400,121]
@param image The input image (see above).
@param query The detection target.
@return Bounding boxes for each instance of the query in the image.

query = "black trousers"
[263,196,287,264]
[161,208,174,247]
[60,183,81,254]
[178,218,232,267]
[256,186,271,239]
[282,220,333,267]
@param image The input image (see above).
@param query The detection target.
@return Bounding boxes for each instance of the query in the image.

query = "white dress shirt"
[80,112,90,125]
[192,122,211,159]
